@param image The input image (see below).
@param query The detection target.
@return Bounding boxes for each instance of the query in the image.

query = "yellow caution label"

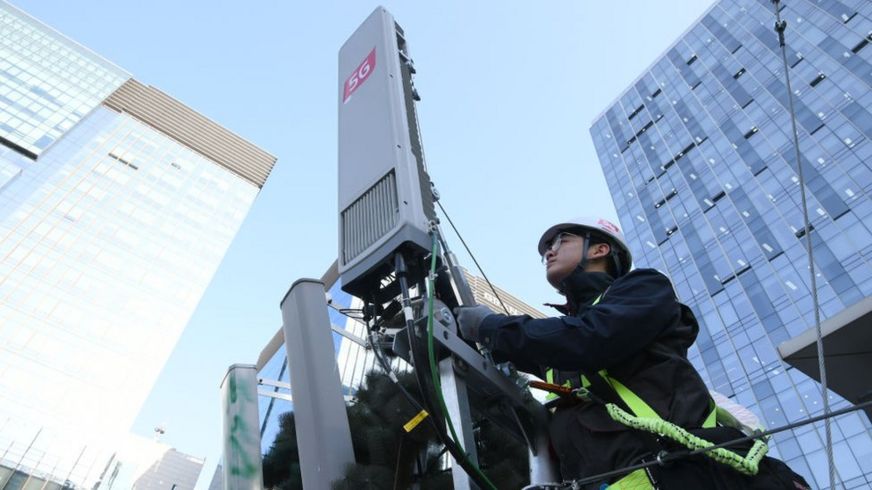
[403,409,429,432]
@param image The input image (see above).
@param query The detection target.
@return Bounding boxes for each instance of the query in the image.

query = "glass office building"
[0,2,276,488]
[0,3,127,160]
[590,0,872,487]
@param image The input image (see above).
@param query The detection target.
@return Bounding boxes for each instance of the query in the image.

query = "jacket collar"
[557,267,613,315]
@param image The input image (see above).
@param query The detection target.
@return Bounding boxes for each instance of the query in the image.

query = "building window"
[108,151,139,170]
[794,224,815,239]
[654,189,678,208]
[627,104,645,121]
[851,35,870,54]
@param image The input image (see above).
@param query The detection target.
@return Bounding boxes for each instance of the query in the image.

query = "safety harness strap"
[607,468,654,489]
[543,374,717,429]
[542,289,717,429]
[543,294,602,401]
[605,376,659,421]
[704,400,718,429]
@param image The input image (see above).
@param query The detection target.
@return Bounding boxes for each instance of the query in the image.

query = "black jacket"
[477,268,811,489]
[477,268,713,483]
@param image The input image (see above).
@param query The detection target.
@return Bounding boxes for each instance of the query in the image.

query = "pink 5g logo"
[344,48,376,103]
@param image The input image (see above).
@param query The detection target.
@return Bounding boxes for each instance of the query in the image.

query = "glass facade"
[0,104,259,489]
[0,3,271,489]
[590,0,872,488]
[0,2,129,158]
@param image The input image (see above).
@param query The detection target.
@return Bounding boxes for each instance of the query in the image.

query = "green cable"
[426,232,497,490]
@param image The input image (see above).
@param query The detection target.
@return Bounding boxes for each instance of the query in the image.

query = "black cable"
[436,200,511,315]
[366,303,482,488]
[358,297,427,419]
[394,253,495,490]
[367,326,425,414]
[362,331,442,490]
[367,315,470,487]
[568,398,872,488]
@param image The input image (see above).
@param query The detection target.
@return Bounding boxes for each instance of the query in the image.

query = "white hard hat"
[537,217,633,276]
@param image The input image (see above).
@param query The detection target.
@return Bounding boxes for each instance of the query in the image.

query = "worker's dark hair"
[560,226,622,278]
[586,234,619,278]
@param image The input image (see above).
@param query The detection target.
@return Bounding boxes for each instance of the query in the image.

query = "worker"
[456,217,809,489]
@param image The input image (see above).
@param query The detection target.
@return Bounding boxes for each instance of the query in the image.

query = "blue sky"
[14,1,714,487]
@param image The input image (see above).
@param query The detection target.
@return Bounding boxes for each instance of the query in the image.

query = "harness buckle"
[573,386,610,406]
[572,387,592,402]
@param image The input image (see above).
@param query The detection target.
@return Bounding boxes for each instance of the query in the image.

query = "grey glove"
[454,304,495,342]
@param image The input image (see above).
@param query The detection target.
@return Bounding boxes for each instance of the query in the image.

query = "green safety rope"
[605,403,769,476]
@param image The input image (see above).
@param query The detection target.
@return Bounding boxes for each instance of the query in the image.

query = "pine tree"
[261,369,530,489]
[262,412,303,490]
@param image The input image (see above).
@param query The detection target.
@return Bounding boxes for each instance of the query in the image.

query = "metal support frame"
[397,302,543,416]
[257,378,291,390]
[392,297,557,488]
[331,323,368,346]
[256,390,294,403]
[439,357,479,490]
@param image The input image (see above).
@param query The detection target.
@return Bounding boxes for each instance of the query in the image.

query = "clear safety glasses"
[541,232,580,264]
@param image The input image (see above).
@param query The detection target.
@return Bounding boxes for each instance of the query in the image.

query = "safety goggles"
[541,232,581,264]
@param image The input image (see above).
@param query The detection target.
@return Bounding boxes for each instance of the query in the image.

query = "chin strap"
[558,232,591,296]
[611,250,624,277]
[576,232,592,273]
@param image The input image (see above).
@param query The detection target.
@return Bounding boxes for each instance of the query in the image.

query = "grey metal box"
[337,7,434,296]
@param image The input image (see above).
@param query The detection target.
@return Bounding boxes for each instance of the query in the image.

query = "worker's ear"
[588,243,611,260]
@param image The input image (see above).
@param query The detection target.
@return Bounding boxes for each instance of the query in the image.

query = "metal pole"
[434,223,477,306]
[220,364,264,490]
[528,430,560,485]
[281,279,355,489]
[438,358,479,490]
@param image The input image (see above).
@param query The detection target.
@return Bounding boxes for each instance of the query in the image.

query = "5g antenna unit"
[337,6,434,297]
